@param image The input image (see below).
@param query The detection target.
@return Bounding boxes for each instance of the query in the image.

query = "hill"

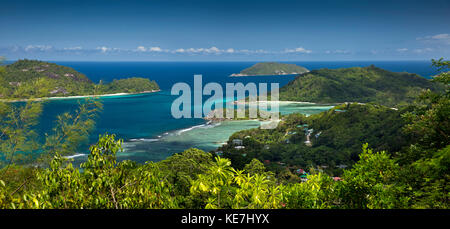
[279,65,441,107]
[230,62,309,76]
[0,59,159,99]
[216,103,410,176]
[104,77,159,94]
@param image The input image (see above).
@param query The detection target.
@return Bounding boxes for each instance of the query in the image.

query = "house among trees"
[50,87,69,95]
[232,139,243,146]
[315,131,322,138]
[296,169,305,174]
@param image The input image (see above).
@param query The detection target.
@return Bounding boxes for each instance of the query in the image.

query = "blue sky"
[0,0,449,61]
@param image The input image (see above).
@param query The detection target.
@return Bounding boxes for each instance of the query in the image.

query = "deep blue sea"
[13,61,438,163]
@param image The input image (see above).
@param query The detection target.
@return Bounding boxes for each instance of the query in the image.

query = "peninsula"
[279,65,442,107]
[0,59,160,101]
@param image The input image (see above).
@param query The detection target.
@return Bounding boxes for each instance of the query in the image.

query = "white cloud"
[417,33,450,45]
[12,45,308,56]
[134,46,167,52]
[63,46,83,51]
[25,45,53,52]
[236,49,269,54]
[96,46,123,53]
[325,49,351,54]
[205,46,220,53]
[186,48,202,53]
[149,46,163,52]
[396,48,408,52]
[135,46,147,52]
[175,47,228,54]
[174,48,185,53]
[225,48,235,53]
[431,34,450,40]
[283,47,312,54]
[96,46,112,53]
[413,48,433,53]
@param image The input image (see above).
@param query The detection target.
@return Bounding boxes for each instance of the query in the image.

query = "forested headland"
[279,65,443,107]
[0,59,159,100]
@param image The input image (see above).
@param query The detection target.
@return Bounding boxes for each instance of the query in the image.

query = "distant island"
[230,62,309,77]
[0,59,160,101]
[279,65,442,107]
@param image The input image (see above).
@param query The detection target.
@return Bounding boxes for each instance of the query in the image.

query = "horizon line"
[2,59,435,63]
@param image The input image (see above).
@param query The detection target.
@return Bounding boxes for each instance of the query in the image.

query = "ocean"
[25,61,438,163]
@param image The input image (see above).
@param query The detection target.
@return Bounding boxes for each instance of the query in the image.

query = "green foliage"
[219,103,409,174]
[407,145,450,208]
[0,139,447,209]
[104,77,159,94]
[282,173,337,209]
[243,158,267,175]
[337,144,409,209]
[396,58,449,208]
[401,58,449,154]
[43,98,103,158]
[280,65,442,107]
[236,62,309,76]
[0,102,43,166]
[0,97,102,169]
[190,156,283,209]
[26,134,178,209]
[0,59,448,209]
[0,60,159,99]
[158,148,214,208]
[431,57,450,86]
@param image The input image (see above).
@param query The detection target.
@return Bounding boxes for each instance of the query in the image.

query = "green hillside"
[279,65,441,107]
[218,103,409,175]
[231,62,309,76]
[105,77,159,94]
[0,59,159,99]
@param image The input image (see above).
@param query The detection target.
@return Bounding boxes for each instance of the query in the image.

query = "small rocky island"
[230,62,309,77]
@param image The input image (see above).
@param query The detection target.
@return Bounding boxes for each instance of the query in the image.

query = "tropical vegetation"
[0,58,448,209]
[279,65,443,107]
[0,59,159,100]
[231,62,309,76]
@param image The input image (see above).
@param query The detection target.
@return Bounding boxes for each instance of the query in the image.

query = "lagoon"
[33,61,436,163]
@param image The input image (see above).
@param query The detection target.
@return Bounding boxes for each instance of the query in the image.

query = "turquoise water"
[39,91,333,164]
[32,61,437,163]
[117,102,334,162]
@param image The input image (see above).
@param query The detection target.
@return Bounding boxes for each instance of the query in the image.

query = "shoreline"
[0,89,161,103]
[229,70,310,77]
[229,73,301,77]
[234,100,317,105]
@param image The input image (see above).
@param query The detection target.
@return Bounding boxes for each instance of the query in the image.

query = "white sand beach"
[0,90,161,103]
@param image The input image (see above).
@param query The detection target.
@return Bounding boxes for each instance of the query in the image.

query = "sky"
[0,0,449,61]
